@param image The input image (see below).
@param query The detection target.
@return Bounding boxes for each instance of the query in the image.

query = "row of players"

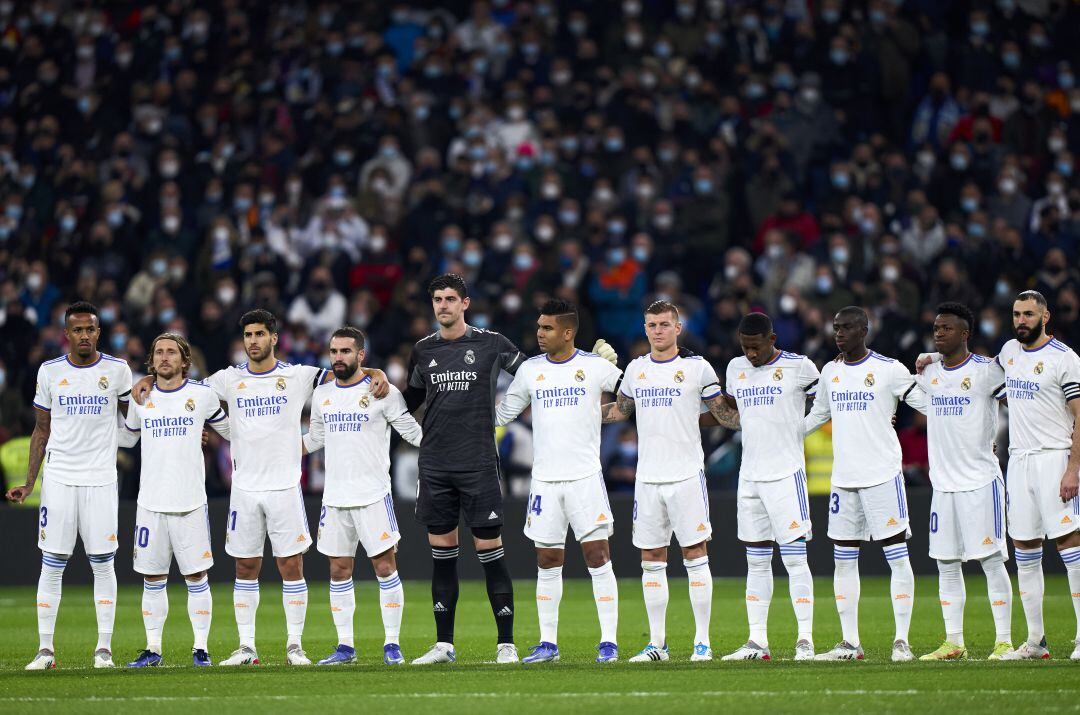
[6,277,1079,668]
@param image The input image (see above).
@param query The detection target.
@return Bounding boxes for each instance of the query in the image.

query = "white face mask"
[881,264,900,282]
[724,264,739,280]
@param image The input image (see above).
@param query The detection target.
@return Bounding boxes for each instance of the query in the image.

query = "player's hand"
[366,368,390,399]
[132,375,154,405]
[5,484,31,504]
[593,339,618,366]
[914,353,937,376]
[1060,468,1079,503]
[202,429,210,447]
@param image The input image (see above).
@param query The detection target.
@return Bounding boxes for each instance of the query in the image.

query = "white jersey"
[496,350,621,482]
[915,354,1005,492]
[805,351,924,488]
[725,350,820,482]
[304,379,422,508]
[998,338,1080,453]
[33,353,133,486]
[621,351,721,483]
[207,361,326,491]
[124,380,227,512]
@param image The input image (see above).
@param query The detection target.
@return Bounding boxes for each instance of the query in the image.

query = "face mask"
[472,314,490,329]
[162,216,180,233]
[766,244,785,259]
[1058,161,1073,177]
[632,246,650,263]
[822,8,840,23]
[100,307,117,324]
[442,237,462,254]
[150,258,168,276]
[218,287,237,305]
[881,264,900,282]
[463,250,483,268]
[595,187,615,203]
[26,273,43,291]
[60,215,77,232]
[213,226,230,242]
[816,276,834,293]
[830,48,849,65]
[232,350,248,365]
[334,150,353,166]
[745,82,766,100]
[608,248,626,264]
[830,247,849,264]
[967,222,986,238]
[502,294,522,312]
[654,214,673,230]
[513,253,533,270]
[559,210,579,226]
[950,154,969,171]
[160,161,179,178]
[980,319,996,336]
[234,197,252,212]
[607,219,627,235]
[1002,52,1020,69]
[971,21,989,37]
[724,264,740,280]
[779,294,798,314]
[995,280,1010,297]
[159,308,176,324]
[493,233,514,251]
[604,137,624,152]
[998,178,1017,195]
[535,224,555,243]
[1061,74,1075,90]
[541,183,560,200]
[830,172,851,190]
[107,209,123,227]
[694,178,714,195]
[112,333,128,352]
[1049,136,1066,154]
[960,196,979,213]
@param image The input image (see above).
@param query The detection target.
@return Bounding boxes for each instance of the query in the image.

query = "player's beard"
[154,364,179,381]
[1014,321,1044,345]
[246,343,271,362]
[333,361,358,380]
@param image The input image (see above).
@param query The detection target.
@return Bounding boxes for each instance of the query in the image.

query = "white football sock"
[884,543,914,643]
[37,553,67,652]
[1015,547,1044,644]
[833,545,861,646]
[329,579,355,648]
[282,579,308,647]
[980,553,1012,644]
[377,572,404,645]
[745,546,773,647]
[536,566,563,645]
[780,541,814,643]
[142,578,168,653]
[186,576,212,651]
[89,553,116,652]
[233,579,260,650]
[1060,546,1080,640]
[588,561,619,644]
[641,561,669,647]
[936,560,965,646]
[684,556,712,647]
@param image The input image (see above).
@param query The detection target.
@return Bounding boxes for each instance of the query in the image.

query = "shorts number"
[229,510,237,531]
[633,500,638,521]
[929,512,938,534]
[136,526,149,548]
[529,495,542,516]
[319,506,326,527]
[830,493,840,514]
[39,506,47,527]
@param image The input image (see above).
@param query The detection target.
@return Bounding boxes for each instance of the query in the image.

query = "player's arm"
[6,407,50,503]
[131,374,154,405]
[1058,355,1080,501]
[906,384,929,415]
[702,394,740,429]
[497,333,528,376]
[601,391,635,423]
[494,369,531,426]
[404,350,427,412]
[117,404,141,448]
[803,374,832,435]
[387,389,423,447]
[360,367,390,398]
[206,406,230,440]
[301,397,326,455]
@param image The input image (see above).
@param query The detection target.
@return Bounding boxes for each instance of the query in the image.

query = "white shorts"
[737,469,812,544]
[827,473,912,542]
[633,471,712,549]
[133,505,215,576]
[1007,450,1080,541]
[38,479,118,556]
[928,479,1007,562]
[225,486,312,558]
[524,472,614,547]
[317,495,401,558]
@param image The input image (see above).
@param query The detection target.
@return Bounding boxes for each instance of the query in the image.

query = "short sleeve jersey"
[621,351,722,483]
[34,353,133,486]
[207,361,325,491]
[407,326,525,473]
[725,350,820,482]
[125,380,226,512]
[997,338,1080,453]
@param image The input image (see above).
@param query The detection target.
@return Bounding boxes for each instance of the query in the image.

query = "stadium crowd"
[0,0,1078,498]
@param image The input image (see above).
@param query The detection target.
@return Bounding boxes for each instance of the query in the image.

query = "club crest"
[464,349,476,365]
[359,394,370,408]
[773,368,783,381]
[184,398,196,412]
[1034,361,1044,375]
[574,369,585,382]
[864,373,875,387]
[674,370,685,383]
[276,377,287,391]
[960,377,971,391]
[98,375,109,390]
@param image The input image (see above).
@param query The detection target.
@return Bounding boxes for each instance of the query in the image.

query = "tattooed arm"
[601,391,635,424]
[702,394,740,430]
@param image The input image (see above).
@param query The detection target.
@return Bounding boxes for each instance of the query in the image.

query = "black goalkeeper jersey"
[406,325,525,473]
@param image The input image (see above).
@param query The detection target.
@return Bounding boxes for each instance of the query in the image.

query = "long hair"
[146,332,193,379]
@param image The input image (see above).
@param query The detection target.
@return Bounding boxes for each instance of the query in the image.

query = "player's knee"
[642,547,668,562]
[470,525,501,541]
[427,524,458,540]
[582,540,610,569]
[681,542,708,561]
[275,554,303,581]
[370,553,396,579]
[1058,530,1080,551]
[235,557,262,580]
[536,548,565,569]
[184,571,208,582]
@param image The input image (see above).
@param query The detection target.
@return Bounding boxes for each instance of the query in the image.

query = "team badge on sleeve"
[98,375,109,390]
[864,373,875,387]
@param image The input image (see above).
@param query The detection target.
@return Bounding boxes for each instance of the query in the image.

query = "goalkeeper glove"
[592,338,618,366]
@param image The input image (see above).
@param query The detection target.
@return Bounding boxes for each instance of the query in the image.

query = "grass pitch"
[0,575,1077,713]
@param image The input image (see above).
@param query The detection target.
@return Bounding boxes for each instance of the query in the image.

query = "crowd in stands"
[0,0,1078,498]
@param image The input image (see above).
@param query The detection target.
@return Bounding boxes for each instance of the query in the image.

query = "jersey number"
[136,526,149,548]
[39,506,47,527]
[633,500,638,521]
[529,495,542,516]
[229,510,237,531]
[929,512,938,534]
[319,506,327,527]
[830,493,840,514]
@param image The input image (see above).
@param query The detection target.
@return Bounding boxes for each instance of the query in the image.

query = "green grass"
[0,576,1078,713]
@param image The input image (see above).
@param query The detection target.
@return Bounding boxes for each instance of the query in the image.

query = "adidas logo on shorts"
[982,537,993,545]
[380,532,391,540]
[886,517,898,526]
[488,511,498,520]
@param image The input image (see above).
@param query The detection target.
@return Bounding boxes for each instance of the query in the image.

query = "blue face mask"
[822,9,840,23]
[442,238,461,254]
[513,253,533,270]
[1058,162,1074,177]
[831,172,850,190]
[830,48,849,65]
[604,137,624,152]
[463,250,483,268]
[608,248,626,264]
[694,178,714,195]
[967,222,986,238]
[111,333,127,351]
[472,314,490,329]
